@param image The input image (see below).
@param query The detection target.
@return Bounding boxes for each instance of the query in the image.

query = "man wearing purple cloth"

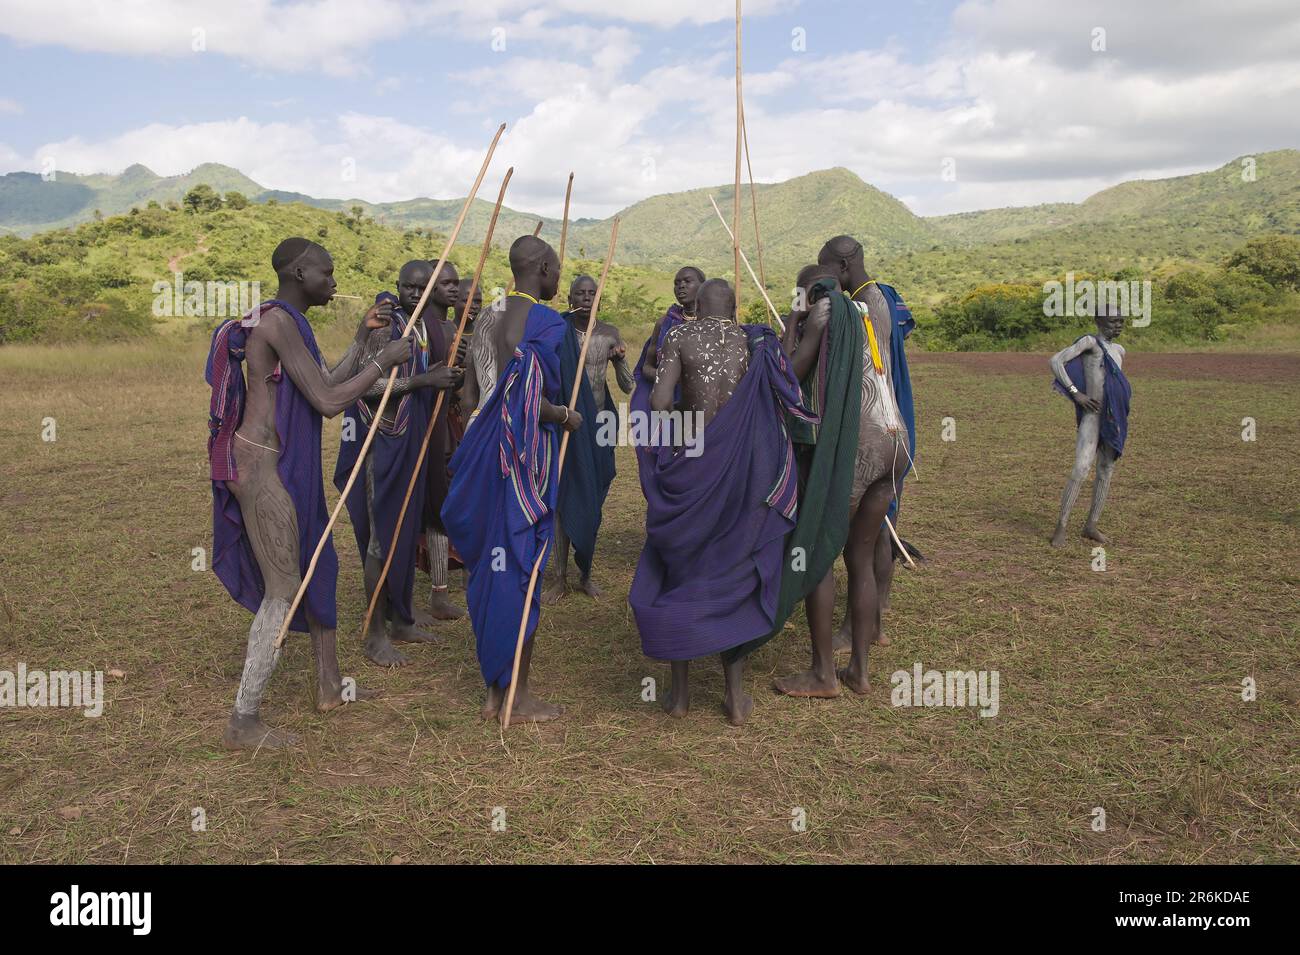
[629,279,816,725]
[206,237,411,750]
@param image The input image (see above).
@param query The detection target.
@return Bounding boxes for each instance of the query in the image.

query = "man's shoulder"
[593,319,621,340]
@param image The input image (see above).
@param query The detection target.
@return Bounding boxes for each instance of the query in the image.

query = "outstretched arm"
[324,301,390,384]
[263,308,410,418]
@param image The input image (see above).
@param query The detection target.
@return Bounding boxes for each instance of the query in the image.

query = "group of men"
[206,226,1130,747]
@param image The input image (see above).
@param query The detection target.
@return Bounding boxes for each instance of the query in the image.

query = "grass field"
[0,323,1296,864]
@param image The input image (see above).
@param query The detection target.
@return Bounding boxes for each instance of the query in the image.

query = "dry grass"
[0,326,1296,863]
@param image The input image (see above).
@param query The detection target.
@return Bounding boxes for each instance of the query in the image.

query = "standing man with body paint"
[207,237,410,748]
[1049,306,1131,547]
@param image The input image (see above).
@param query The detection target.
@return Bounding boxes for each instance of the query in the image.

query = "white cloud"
[1,0,1295,219]
[0,98,21,114]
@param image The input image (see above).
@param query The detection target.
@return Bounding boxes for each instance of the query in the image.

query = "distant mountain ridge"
[2,151,1297,278]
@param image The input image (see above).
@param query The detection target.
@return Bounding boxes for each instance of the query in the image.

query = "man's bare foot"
[874,631,891,647]
[223,713,300,750]
[317,680,379,713]
[540,577,568,605]
[577,575,603,599]
[427,590,465,621]
[832,619,851,653]
[662,686,689,719]
[502,688,564,724]
[391,620,443,645]
[481,684,504,720]
[1082,525,1111,544]
[722,690,753,726]
[1049,528,1068,548]
[364,631,409,668]
[413,608,437,629]
[774,669,840,698]
[837,665,870,695]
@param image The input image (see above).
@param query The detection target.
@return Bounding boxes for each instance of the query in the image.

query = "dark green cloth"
[724,279,863,661]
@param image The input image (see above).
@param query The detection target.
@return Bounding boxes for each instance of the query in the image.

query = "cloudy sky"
[0,0,1296,218]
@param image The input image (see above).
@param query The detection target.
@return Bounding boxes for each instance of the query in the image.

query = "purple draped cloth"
[206,300,337,633]
[629,325,817,660]
[442,302,565,688]
[334,291,431,625]
[630,304,686,496]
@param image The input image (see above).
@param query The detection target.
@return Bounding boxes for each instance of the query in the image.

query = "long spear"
[557,172,574,287]
[500,217,620,729]
[740,100,767,292]
[733,0,743,315]
[357,166,515,642]
[274,122,506,649]
[708,194,782,331]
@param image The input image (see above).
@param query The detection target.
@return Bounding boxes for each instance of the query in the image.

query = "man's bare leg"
[721,654,752,725]
[312,615,377,711]
[482,639,564,724]
[663,660,690,718]
[1083,444,1118,544]
[425,529,465,620]
[774,567,840,698]
[839,476,895,694]
[834,530,893,652]
[225,596,298,749]
[362,551,410,668]
[541,523,571,604]
[1051,413,1100,547]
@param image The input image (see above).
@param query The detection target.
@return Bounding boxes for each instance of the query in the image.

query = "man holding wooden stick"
[542,274,632,604]
[443,235,582,723]
[207,238,411,749]
[334,260,464,668]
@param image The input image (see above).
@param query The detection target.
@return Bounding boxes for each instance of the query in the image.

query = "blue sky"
[1,0,1296,218]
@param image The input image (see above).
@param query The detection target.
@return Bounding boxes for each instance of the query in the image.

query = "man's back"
[661,317,750,427]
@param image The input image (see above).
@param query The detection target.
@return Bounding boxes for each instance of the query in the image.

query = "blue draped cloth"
[878,282,915,524]
[333,291,431,625]
[1053,336,1132,457]
[629,326,817,660]
[558,315,616,578]
[207,300,337,633]
[442,302,565,688]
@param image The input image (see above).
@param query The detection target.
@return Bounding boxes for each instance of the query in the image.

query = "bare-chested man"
[207,237,411,748]
[443,235,583,724]
[775,251,907,697]
[335,260,463,667]
[817,237,919,652]
[1049,306,1132,547]
[413,261,467,623]
[543,274,634,603]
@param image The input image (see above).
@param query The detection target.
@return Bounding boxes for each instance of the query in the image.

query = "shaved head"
[817,235,863,267]
[569,274,596,294]
[272,237,327,276]
[695,278,735,320]
[509,234,560,301]
[797,263,839,290]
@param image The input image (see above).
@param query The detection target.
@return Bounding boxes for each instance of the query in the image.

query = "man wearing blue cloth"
[1049,306,1132,547]
[443,235,583,724]
[543,274,633,604]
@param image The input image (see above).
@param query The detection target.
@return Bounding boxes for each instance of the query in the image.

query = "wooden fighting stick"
[274,123,506,649]
[499,218,620,730]
[357,167,516,641]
